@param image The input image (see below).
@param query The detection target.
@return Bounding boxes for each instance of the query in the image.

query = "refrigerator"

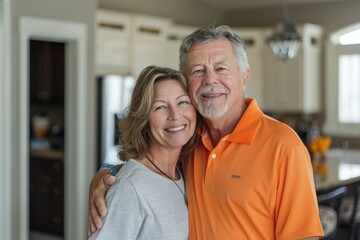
[97,75,136,167]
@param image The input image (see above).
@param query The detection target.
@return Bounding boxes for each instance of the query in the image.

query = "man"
[88,25,324,239]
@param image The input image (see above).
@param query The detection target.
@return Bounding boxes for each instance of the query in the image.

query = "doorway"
[19,17,89,240]
[29,39,65,239]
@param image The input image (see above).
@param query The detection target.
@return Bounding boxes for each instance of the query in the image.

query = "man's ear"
[242,68,250,91]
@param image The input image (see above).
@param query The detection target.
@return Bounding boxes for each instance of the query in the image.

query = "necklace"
[145,155,188,206]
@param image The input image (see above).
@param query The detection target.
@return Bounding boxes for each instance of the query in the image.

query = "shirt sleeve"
[275,144,324,239]
[90,178,143,240]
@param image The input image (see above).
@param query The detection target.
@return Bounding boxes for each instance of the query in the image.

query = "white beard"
[197,100,228,119]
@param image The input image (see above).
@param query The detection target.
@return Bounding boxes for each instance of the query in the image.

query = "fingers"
[104,175,116,189]
[95,194,108,218]
[87,169,114,237]
[87,211,97,237]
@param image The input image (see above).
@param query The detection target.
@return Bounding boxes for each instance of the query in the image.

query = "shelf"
[30,149,64,160]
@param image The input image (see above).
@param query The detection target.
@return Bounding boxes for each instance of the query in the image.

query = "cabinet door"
[29,157,64,236]
[30,40,65,104]
[95,10,131,75]
[233,28,265,108]
[164,25,197,70]
[263,49,303,112]
[130,14,172,76]
[262,24,323,113]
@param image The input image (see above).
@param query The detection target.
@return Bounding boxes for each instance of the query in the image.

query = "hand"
[87,169,116,237]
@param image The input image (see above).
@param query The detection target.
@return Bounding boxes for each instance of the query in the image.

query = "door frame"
[20,17,88,240]
[0,0,12,239]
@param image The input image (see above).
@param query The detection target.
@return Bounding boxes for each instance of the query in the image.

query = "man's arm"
[87,164,122,236]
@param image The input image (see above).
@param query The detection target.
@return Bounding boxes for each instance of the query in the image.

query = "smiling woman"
[89,66,201,240]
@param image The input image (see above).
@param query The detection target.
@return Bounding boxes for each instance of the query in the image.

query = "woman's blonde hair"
[118,65,201,162]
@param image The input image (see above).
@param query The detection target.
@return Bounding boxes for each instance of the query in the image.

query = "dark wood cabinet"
[30,40,65,104]
[29,156,64,236]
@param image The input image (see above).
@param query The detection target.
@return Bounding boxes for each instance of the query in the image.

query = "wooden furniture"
[29,39,65,236]
[29,153,64,236]
[339,182,360,240]
[317,186,348,240]
[30,40,65,105]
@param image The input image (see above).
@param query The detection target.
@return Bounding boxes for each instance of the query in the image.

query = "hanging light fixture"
[267,4,301,61]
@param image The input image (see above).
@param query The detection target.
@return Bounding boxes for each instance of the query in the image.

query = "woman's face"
[148,80,196,151]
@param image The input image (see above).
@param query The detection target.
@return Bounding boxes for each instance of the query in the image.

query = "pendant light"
[267,4,301,61]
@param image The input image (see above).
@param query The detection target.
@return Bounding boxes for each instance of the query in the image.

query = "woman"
[89,66,200,240]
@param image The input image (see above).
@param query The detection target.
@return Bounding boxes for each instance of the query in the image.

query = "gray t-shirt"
[89,159,188,240]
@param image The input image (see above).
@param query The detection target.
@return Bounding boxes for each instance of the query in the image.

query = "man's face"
[184,39,249,120]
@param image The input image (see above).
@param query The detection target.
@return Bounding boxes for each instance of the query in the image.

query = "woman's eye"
[179,100,189,105]
[154,105,166,111]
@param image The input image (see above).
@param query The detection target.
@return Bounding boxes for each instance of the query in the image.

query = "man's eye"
[217,66,227,71]
[192,69,204,75]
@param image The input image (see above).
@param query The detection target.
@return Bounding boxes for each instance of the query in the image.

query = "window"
[324,23,360,136]
[338,54,360,123]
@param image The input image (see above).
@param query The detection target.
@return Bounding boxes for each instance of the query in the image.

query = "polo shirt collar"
[201,98,263,146]
[226,98,263,144]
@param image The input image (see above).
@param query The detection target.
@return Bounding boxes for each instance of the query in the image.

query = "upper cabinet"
[262,24,323,114]
[95,11,324,114]
[233,28,265,108]
[95,10,132,75]
[163,25,197,70]
[30,40,65,105]
[130,14,172,76]
[95,10,172,76]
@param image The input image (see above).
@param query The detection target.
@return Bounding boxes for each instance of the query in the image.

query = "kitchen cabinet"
[30,40,65,104]
[130,14,172,76]
[95,10,132,75]
[233,28,265,108]
[262,23,323,113]
[29,153,64,236]
[95,10,172,76]
[163,24,197,70]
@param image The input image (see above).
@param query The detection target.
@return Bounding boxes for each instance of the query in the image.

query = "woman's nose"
[168,107,180,120]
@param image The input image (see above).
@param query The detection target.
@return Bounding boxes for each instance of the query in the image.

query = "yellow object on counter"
[310,136,332,154]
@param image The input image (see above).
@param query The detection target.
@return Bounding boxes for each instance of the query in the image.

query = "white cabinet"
[163,25,197,70]
[130,14,172,76]
[262,23,323,113]
[95,10,132,75]
[233,28,265,108]
[95,10,172,76]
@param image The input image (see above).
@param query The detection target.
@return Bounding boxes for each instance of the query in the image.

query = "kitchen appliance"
[97,75,136,167]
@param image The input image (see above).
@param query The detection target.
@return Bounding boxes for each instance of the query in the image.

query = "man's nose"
[202,69,217,85]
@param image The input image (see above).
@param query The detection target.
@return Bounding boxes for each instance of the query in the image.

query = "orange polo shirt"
[183,98,324,240]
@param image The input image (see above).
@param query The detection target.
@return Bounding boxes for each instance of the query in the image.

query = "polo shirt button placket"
[212,153,217,159]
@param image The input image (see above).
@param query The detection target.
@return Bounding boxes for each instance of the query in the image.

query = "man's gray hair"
[179,25,250,74]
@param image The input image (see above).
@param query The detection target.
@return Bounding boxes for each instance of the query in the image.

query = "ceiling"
[197,0,347,11]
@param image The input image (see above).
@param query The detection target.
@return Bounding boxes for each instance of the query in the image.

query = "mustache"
[196,86,228,97]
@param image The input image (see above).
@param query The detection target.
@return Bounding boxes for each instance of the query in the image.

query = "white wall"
[2,0,97,239]
[0,0,12,239]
